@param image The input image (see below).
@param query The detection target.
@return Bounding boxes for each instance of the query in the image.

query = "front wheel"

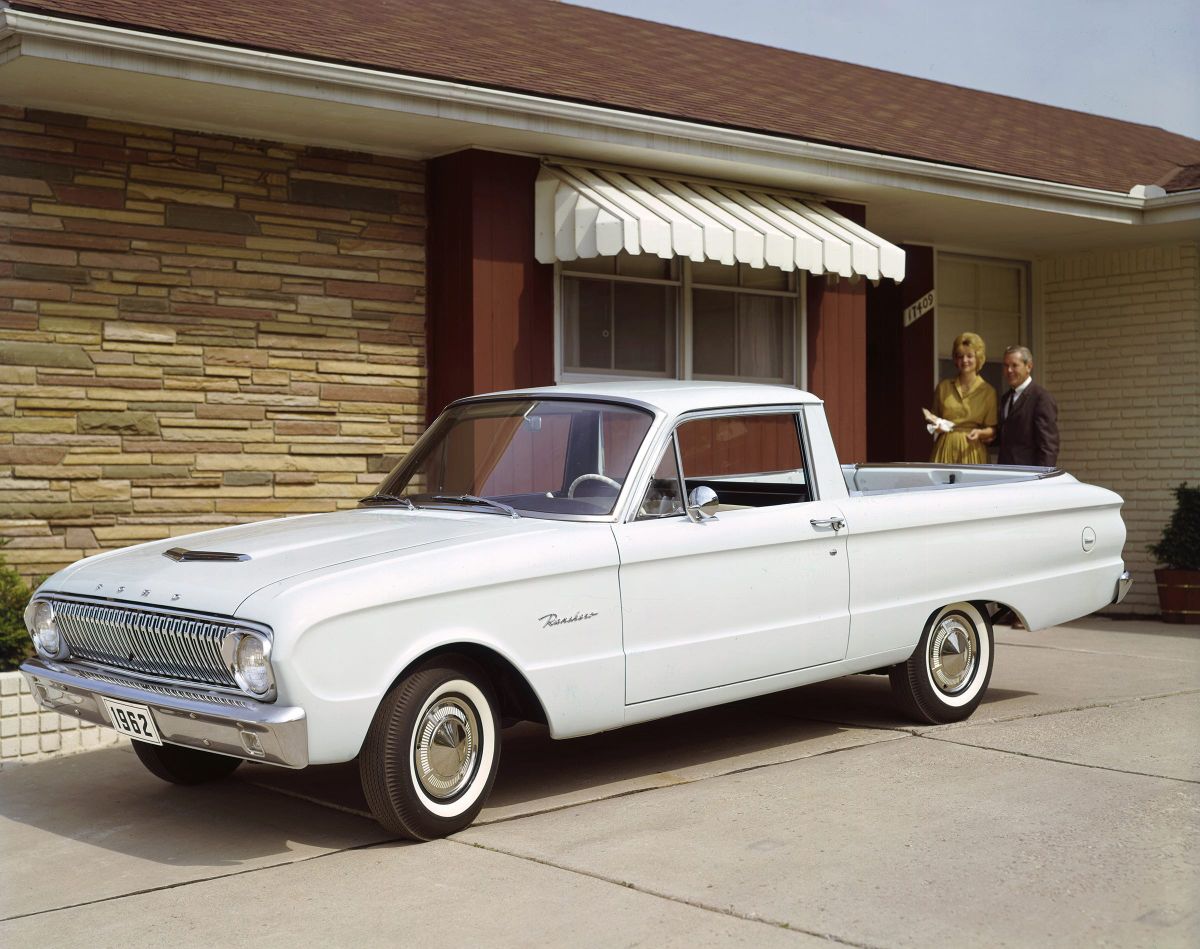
[890,602,994,724]
[359,656,501,840]
[132,740,243,784]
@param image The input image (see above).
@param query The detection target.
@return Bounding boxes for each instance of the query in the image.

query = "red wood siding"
[804,201,869,463]
[427,150,554,422]
[866,244,935,462]
[898,246,936,461]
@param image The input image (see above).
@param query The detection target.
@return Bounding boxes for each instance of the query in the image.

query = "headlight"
[25,600,68,660]
[224,631,274,697]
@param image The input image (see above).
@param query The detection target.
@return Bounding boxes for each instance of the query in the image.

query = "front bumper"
[1112,570,1133,605]
[21,658,308,768]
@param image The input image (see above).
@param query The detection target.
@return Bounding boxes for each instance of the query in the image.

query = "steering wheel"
[567,473,622,498]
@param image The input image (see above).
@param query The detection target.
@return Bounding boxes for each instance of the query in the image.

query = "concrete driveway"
[1,617,1197,948]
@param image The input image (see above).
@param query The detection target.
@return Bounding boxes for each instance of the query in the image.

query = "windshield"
[377,399,655,517]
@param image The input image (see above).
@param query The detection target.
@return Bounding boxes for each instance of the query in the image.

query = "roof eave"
[2,7,1197,227]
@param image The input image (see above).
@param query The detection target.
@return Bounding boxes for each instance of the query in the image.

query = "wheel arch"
[938,598,1002,629]
[894,598,1002,666]
[983,598,1026,630]
[388,643,549,729]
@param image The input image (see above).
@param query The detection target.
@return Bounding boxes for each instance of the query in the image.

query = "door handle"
[809,516,845,532]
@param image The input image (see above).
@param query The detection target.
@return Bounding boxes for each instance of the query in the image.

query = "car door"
[612,409,850,705]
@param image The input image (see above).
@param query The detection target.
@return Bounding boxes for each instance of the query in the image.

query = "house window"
[935,254,1028,394]
[561,253,679,377]
[691,262,795,384]
[559,254,802,385]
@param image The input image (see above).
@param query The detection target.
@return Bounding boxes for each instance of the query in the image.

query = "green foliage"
[1149,483,1200,571]
[0,543,36,672]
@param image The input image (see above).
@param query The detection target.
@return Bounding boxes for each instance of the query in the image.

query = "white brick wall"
[0,670,125,768]
[1037,240,1200,615]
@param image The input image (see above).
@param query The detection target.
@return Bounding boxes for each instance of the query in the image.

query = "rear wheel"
[890,602,994,724]
[132,740,243,784]
[360,656,501,841]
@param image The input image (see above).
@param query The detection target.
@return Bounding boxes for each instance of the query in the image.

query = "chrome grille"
[77,668,256,709]
[52,599,240,689]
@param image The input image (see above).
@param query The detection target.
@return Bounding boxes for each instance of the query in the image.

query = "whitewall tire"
[360,656,501,840]
[890,602,994,724]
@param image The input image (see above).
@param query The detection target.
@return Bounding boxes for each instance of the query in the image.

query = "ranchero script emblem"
[539,611,598,629]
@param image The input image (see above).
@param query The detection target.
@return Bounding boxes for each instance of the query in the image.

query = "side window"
[636,437,685,520]
[676,413,809,507]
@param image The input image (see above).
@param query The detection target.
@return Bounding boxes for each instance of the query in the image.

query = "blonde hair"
[952,332,986,368]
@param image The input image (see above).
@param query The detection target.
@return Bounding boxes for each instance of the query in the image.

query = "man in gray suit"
[969,345,1060,466]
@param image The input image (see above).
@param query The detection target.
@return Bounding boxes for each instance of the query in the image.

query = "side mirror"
[686,485,720,522]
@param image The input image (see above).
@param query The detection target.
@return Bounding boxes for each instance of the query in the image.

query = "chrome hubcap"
[414,696,479,800]
[928,615,978,693]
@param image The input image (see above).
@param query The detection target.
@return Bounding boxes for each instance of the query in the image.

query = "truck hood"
[44,509,535,616]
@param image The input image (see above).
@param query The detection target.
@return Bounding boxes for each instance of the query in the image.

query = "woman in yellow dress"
[929,332,998,464]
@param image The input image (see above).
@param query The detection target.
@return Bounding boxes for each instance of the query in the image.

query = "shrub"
[1148,483,1200,572]
[0,545,36,672]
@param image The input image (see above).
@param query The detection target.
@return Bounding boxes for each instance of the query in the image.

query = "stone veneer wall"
[1038,241,1200,615]
[0,107,426,579]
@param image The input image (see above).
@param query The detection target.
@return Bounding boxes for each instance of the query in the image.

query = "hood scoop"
[163,547,251,563]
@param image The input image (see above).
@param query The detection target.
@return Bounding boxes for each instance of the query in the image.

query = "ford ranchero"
[21,382,1131,839]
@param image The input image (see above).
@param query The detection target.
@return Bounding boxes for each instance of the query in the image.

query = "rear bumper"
[21,658,308,768]
[1112,570,1133,605]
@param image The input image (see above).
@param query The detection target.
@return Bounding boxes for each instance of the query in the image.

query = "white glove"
[925,416,953,436]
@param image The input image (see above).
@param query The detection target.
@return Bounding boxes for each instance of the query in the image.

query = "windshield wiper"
[358,493,416,510]
[431,494,520,518]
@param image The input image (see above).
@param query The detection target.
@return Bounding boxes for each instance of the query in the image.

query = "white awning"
[535,164,905,282]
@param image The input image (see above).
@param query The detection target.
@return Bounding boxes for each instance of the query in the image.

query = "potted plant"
[1149,483,1200,624]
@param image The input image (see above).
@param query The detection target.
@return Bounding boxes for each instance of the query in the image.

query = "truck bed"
[841,462,1059,496]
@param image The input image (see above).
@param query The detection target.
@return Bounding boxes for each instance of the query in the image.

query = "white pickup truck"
[22,381,1131,839]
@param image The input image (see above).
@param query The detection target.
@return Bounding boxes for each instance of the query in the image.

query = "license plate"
[101,697,162,745]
